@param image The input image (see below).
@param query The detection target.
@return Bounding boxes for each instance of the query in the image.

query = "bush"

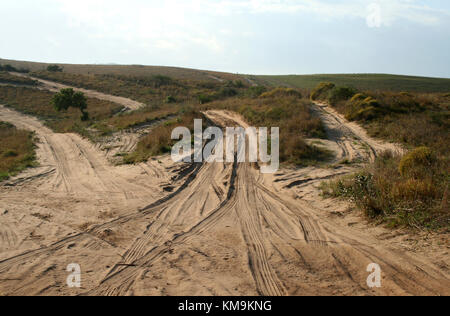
[47,65,64,72]
[344,94,385,122]
[0,122,37,179]
[398,147,436,177]
[311,82,335,100]
[260,87,302,99]
[166,96,177,103]
[218,87,238,98]
[328,86,357,105]
[3,150,18,158]
[321,150,448,230]
[246,86,267,98]
[0,64,17,72]
[198,94,215,104]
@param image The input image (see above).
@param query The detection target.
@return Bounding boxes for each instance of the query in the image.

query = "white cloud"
[51,0,449,53]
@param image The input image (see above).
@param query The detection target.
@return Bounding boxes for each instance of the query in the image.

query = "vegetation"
[321,150,448,230]
[0,121,37,181]
[0,72,38,86]
[124,108,204,163]
[31,71,249,106]
[123,87,331,166]
[47,65,63,72]
[0,86,123,137]
[316,81,449,230]
[52,88,89,121]
[256,74,450,93]
[0,64,30,73]
[201,88,331,166]
[260,87,302,99]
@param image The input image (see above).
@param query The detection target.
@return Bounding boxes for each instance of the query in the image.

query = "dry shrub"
[321,150,449,230]
[310,82,335,101]
[398,147,436,177]
[125,108,204,163]
[0,122,37,180]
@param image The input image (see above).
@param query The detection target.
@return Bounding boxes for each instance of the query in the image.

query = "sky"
[1,0,449,77]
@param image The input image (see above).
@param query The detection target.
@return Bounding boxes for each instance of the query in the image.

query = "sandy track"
[0,105,448,296]
[10,73,145,111]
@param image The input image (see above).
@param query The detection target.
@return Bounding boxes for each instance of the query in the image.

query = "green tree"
[47,65,63,72]
[52,88,89,121]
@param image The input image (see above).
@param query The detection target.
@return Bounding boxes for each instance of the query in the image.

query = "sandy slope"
[0,103,448,296]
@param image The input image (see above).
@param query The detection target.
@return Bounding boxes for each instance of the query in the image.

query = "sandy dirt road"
[0,103,448,296]
[10,72,145,111]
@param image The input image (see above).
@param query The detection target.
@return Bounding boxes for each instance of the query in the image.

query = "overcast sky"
[1,0,449,77]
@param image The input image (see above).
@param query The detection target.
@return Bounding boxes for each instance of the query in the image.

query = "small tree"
[47,65,63,72]
[52,88,89,121]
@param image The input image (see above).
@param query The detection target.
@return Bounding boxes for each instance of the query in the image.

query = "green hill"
[252,74,450,93]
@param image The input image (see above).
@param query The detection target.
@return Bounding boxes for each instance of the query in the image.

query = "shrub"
[247,86,267,98]
[166,96,177,103]
[321,150,448,230]
[198,94,215,104]
[328,86,357,105]
[260,87,302,99]
[47,65,64,72]
[311,82,335,100]
[344,94,385,122]
[0,122,37,179]
[218,87,238,98]
[0,64,17,72]
[3,150,18,158]
[398,147,436,177]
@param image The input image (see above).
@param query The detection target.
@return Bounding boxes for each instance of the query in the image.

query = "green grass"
[255,74,450,93]
[0,121,38,180]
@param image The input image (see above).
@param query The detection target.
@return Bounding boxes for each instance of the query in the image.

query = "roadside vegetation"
[315,81,449,230]
[0,63,30,73]
[0,72,37,86]
[123,108,205,164]
[0,121,37,181]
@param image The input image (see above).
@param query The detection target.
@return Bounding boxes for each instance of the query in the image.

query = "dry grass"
[0,85,124,137]
[321,151,449,230]
[0,121,37,181]
[31,71,249,107]
[0,58,242,81]
[0,72,37,86]
[124,108,204,163]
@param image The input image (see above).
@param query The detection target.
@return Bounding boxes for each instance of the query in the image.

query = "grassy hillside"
[254,74,450,93]
[0,58,241,82]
